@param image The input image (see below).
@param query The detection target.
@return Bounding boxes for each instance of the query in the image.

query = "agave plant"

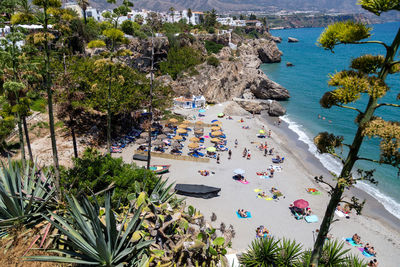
[0,160,56,230]
[25,194,153,266]
[345,254,367,267]
[278,238,303,266]
[319,240,350,266]
[239,236,280,266]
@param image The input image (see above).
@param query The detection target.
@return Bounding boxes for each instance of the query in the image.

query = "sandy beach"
[116,102,400,266]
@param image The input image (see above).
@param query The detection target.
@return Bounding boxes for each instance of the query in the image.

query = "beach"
[116,102,400,266]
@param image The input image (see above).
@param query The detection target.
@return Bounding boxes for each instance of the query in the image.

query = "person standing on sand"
[268,130,272,138]
[264,147,268,156]
[228,149,232,160]
[217,154,220,164]
[269,148,274,155]
[243,148,247,158]
[247,149,251,160]
[235,139,238,148]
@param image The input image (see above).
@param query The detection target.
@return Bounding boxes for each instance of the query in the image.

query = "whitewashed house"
[173,96,206,109]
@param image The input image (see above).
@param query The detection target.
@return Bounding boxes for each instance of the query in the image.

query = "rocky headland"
[88,33,290,116]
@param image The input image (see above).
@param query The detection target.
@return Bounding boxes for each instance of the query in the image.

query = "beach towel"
[236,211,252,218]
[310,191,321,195]
[345,238,363,247]
[257,195,273,201]
[238,180,249,184]
[335,210,345,217]
[254,189,262,192]
[362,251,374,258]
[305,215,318,223]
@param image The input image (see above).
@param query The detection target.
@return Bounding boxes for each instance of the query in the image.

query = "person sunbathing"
[305,208,312,216]
[366,246,377,256]
[352,233,362,244]
[271,187,279,194]
[238,209,248,218]
[258,192,267,198]
[198,170,210,176]
[336,204,344,212]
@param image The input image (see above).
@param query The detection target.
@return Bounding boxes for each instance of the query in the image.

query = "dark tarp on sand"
[174,184,221,199]
[133,154,148,161]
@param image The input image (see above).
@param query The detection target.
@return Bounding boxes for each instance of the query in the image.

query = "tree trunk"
[147,31,155,170]
[83,8,87,25]
[309,27,400,266]
[107,64,112,154]
[23,116,33,162]
[43,2,61,196]
[69,116,78,158]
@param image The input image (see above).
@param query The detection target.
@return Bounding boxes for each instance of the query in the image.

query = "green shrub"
[160,46,203,80]
[207,56,220,67]
[120,20,140,36]
[30,98,47,113]
[61,148,159,205]
[204,40,224,54]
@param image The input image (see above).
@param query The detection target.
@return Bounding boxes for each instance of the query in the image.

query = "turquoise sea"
[262,22,400,219]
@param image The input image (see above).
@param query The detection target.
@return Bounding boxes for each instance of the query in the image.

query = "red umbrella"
[293,199,309,209]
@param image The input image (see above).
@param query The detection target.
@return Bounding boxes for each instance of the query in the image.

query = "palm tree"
[187,8,193,24]
[169,6,175,23]
[76,0,90,24]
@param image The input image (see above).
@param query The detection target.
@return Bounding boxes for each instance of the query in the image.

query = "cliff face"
[159,36,289,115]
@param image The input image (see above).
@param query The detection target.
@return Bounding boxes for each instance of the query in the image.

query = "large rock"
[223,101,251,116]
[268,100,287,116]
[288,37,299,43]
[239,38,282,63]
[233,98,286,116]
[248,71,290,100]
[269,35,282,43]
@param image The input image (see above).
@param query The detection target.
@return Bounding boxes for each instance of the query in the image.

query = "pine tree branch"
[376,103,400,108]
[335,104,362,113]
[356,157,380,164]
[353,40,390,50]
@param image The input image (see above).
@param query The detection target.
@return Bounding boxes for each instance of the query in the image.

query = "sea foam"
[281,115,400,219]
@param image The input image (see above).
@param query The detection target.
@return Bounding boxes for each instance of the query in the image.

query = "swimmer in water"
[322,117,326,120]
[318,114,321,119]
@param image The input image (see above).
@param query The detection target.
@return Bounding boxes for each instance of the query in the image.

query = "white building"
[85,7,102,21]
[0,26,10,37]
[173,96,206,109]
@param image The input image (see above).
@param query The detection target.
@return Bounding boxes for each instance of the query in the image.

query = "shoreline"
[260,112,400,234]
[119,102,400,266]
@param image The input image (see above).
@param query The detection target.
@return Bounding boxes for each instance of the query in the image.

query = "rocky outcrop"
[269,35,282,43]
[288,37,299,43]
[158,37,289,106]
[223,101,251,116]
[233,98,286,116]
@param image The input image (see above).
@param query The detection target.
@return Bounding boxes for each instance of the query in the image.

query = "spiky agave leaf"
[239,236,280,266]
[278,238,303,266]
[24,194,153,265]
[320,240,350,266]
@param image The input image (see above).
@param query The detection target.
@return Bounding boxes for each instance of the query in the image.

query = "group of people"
[198,170,210,176]
[368,259,379,266]
[242,148,251,160]
[237,209,249,218]
[256,225,269,237]
[351,233,377,256]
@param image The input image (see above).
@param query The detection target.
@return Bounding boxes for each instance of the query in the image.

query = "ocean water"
[262,22,400,219]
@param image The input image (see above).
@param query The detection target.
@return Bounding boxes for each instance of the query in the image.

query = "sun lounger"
[305,215,318,223]
[293,212,303,220]
[236,211,252,218]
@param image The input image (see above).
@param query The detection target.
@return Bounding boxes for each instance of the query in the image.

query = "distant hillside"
[91,0,361,12]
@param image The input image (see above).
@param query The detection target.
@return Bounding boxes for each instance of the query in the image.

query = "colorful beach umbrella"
[178,124,188,129]
[173,135,183,141]
[212,121,222,126]
[182,120,191,124]
[189,137,200,142]
[188,143,199,149]
[217,113,224,117]
[259,129,266,134]
[206,147,216,152]
[177,128,187,134]
[194,129,204,134]
[169,118,178,123]
[210,138,220,143]
[153,140,164,146]
[195,121,204,125]
[211,126,221,131]
[211,131,222,137]
[293,199,309,209]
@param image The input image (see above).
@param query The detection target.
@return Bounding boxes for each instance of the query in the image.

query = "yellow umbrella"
[177,128,187,134]
[211,126,221,131]
[189,137,200,142]
[178,124,188,129]
[188,143,199,149]
[212,121,222,126]
[182,120,191,124]
[169,118,178,123]
[211,131,222,136]
[173,135,183,140]
[210,138,220,143]
[194,129,204,134]
[195,121,204,125]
